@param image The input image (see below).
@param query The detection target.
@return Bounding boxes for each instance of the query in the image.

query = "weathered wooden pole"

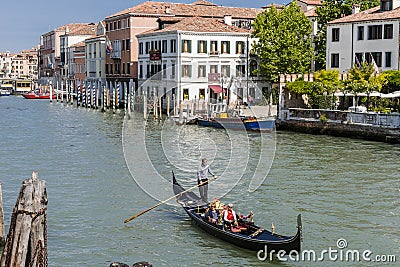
[159,96,162,120]
[167,95,170,117]
[0,171,48,267]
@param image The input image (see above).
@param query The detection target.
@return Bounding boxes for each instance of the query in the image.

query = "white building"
[0,51,13,78]
[84,22,107,83]
[137,16,266,105]
[326,0,400,73]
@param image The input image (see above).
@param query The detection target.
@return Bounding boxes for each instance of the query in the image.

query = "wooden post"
[167,95,170,117]
[159,96,162,120]
[144,92,147,120]
[0,171,48,267]
[0,181,4,246]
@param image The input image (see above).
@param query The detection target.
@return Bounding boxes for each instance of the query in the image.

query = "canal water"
[0,96,398,266]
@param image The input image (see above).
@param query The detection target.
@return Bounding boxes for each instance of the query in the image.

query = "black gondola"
[173,172,302,253]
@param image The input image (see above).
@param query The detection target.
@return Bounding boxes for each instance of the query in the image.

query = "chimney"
[165,6,171,14]
[224,15,232,26]
[352,4,360,14]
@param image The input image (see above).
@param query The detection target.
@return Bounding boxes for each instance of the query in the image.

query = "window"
[249,60,257,76]
[331,53,339,68]
[210,65,218,74]
[127,18,130,28]
[385,52,392,67]
[126,39,130,51]
[183,89,189,100]
[355,53,363,66]
[384,24,393,39]
[109,22,113,31]
[370,52,382,67]
[139,64,143,78]
[221,65,230,77]
[182,40,192,53]
[198,65,206,77]
[162,40,167,53]
[118,20,121,29]
[221,41,230,54]
[145,42,150,54]
[139,43,143,55]
[198,40,207,53]
[381,0,393,11]
[236,41,245,54]
[171,61,176,78]
[210,41,218,54]
[170,39,176,53]
[122,40,125,51]
[199,89,205,99]
[332,28,340,42]
[182,65,192,77]
[357,26,364,40]
[368,25,382,40]
[126,63,130,75]
[162,62,167,78]
[236,65,245,77]
[113,21,117,31]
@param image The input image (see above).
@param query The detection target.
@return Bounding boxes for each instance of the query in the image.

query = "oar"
[124,175,218,223]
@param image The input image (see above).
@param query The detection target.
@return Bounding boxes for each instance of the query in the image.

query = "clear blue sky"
[0,0,287,53]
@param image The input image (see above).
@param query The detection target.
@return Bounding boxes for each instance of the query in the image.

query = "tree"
[315,0,380,68]
[251,2,313,82]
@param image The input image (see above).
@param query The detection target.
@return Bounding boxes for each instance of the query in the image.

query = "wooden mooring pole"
[0,171,48,267]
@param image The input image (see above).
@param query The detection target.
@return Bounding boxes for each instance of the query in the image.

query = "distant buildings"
[326,0,399,73]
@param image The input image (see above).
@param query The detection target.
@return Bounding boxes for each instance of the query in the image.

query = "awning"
[209,85,226,94]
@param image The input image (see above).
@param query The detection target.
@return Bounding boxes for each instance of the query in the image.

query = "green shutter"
[198,40,201,53]
[181,40,185,53]
[188,40,192,53]
[227,41,230,54]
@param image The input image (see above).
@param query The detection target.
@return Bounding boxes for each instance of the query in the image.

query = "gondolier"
[197,158,215,203]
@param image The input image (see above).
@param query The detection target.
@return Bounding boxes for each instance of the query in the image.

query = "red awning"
[209,85,226,94]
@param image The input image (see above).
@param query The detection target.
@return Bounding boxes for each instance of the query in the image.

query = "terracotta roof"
[53,23,97,36]
[304,7,317,17]
[70,42,85,48]
[138,16,250,35]
[262,3,283,9]
[328,6,400,24]
[106,1,262,20]
[298,0,322,6]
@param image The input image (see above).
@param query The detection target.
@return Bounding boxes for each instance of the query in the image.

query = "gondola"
[173,173,302,253]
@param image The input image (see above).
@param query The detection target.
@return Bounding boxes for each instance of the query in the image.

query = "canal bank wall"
[277,109,400,144]
[277,120,400,143]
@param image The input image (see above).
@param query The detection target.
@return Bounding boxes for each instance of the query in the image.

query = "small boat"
[197,116,275,132]
[22,91,56,99]
[172,173,302,252]
[0,89,11,96]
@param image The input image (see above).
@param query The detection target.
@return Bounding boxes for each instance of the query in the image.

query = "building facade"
[0,51,14,78]
[137,16,266,104]
[104,0,264,94]
[326,1,399,73]
[10,48,39,80]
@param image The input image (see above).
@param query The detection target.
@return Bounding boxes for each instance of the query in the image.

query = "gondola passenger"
[205,204,219,224]
[223,203,238,230]
[212,197,224,210]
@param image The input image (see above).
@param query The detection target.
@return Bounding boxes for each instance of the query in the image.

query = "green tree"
[315,0,380,68]
[251,2,313,82]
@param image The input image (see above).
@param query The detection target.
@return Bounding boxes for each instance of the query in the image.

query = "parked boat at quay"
[0,89,11,96]
[22,91,56,99]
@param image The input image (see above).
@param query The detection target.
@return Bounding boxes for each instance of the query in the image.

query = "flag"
[370,53,379,74]
[355,55,361,68]
[106,35,113,55]
[47,55,54,69]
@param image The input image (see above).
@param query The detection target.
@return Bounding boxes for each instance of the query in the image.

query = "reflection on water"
[0,97,398,266]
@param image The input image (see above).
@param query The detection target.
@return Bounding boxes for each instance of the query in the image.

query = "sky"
[0,0,287,53]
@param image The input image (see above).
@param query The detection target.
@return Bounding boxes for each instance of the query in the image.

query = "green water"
[0,96,398,266]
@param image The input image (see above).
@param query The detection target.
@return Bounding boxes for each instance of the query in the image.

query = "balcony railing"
[110,51,121,59]
[208,51,220,56]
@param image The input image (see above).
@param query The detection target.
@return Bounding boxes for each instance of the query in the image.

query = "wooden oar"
[124,175,217,223]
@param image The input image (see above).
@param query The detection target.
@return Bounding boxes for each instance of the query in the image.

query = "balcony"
[110,50,121,59]
[208,51,220,56]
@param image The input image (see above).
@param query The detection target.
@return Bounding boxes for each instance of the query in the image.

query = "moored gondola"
[173,172,302,253]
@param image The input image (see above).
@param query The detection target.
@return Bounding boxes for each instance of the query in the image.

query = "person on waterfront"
[205,204,219,224]
[197,158,215,203]
[247,96,253,107]
[223,203,238,230]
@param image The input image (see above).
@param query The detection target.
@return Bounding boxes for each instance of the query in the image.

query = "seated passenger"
[223,203,238,230]
[205,204,219,224]
[212,197,224,210]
